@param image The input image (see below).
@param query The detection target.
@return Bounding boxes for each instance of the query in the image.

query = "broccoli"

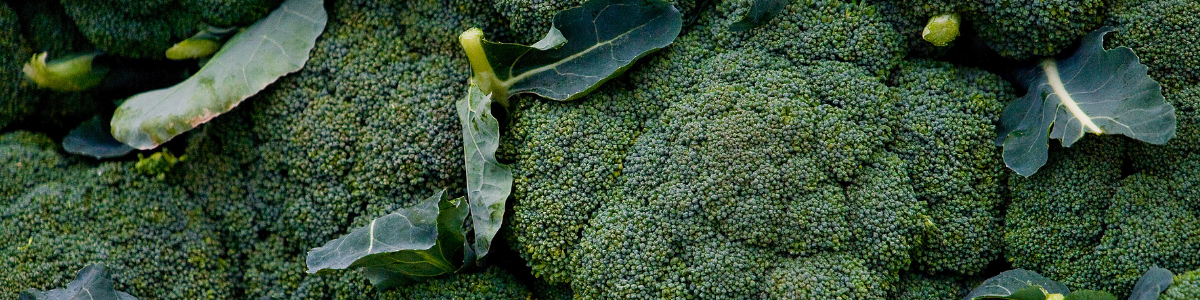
[3,0,1200,298]
[57,0,281,58]
[0,131,238,298]
[997,6,1200,293]
[1161,269,1200,300]
[889,59,1010,275]
[1107,0,1200,92]
[893,272,974,300]
[0,2,34,130]
[501,1,1017,297]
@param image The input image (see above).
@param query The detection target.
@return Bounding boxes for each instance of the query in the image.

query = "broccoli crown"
[57,0,282,58]
[0,132,238,298]
[1003,79,1200,297]
[889,59,1010,275]
[972,0,1105,59]
[1107,0,1200,91]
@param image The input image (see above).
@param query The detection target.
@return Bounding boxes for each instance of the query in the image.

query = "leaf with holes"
[19,264,138,300]
[459,0,682,103]
[305,191,470,289]
[457,84,512,263]
[110,0,326,150]
[996,27,1176,176]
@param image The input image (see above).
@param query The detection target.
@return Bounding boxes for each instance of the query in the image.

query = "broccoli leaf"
[964,269,1069,300]
[997,27,1176,176]
[1128,267,1174,300]
[18,264,138,300]
[457,84,512,263]
[1063,290,1116,300]
[729,0,788,31]
[62,116,135,159]
[305,190,470,289]
[110,0,327,150]
[459,0,682,102]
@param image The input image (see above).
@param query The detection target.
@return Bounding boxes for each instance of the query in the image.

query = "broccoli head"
[889,59,1010,275]
[1107,0,1200,91]
[57,0,282,58]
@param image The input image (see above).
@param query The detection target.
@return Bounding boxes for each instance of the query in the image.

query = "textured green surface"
[110,0,326,149]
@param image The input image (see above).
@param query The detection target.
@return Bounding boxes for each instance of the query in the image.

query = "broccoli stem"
[922,13,961,47]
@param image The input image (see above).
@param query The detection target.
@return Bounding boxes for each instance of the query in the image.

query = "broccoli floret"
[972,0,1105,59]
[57,0,282,58]
[0,2,34,130]
[1107,0,1200,91]
[0,132,239,298]
[1003,135,1126,291]
[767,253,889,299]
[889,59,1009,275]
[378,267,530,299]
[737,0,908,77]
[892,272,972,300]
[1162,269,1200,300]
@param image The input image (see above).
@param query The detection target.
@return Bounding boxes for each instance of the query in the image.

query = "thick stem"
[1041,59,1103,134]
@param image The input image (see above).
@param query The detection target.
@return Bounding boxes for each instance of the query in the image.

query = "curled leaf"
[964,269,1069,300]
[457,84,512,263]
[305,190,470,289]
[111,0,327,150]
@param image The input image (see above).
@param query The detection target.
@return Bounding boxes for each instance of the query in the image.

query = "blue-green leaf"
[964,269,1069,300]
[63,116,135,159]
[1129,267,1174,300]
[18,264,138,300]
[110,0,327,150]
[305,191,470,289]
[459,0,682,102]
[457,84,512,263]
[997,27,1176,176]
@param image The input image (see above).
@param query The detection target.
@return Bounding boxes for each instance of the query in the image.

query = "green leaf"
[62,116,135,159]
[1129,267,1174,300]
[110,0,327,150]
[305,191,470,289]
[729,0,789,32]
[457,84,513,263]
[19,264,138,300]
[997,27,1176,176]
[459,0,682,102]
[964,269,1069,300]
[1062,290,1116,300]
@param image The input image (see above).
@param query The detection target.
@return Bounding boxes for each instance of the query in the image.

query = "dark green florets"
[893,272,971,300]
[0,3,33,130]
[736,0,908,77]
[973,0,1105,59]
[57,0,282,58]
[1162,269,1200,300]
[1107,0,1200,90]
[889,59,1009,275]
